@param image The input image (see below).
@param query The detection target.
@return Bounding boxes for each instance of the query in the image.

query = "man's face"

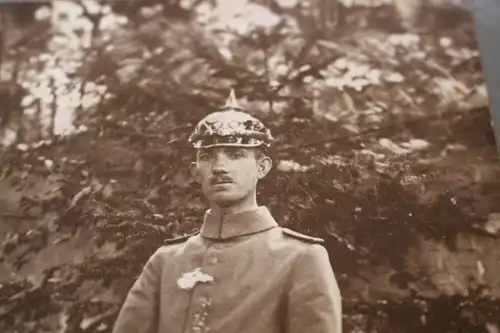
[190,146,271,205]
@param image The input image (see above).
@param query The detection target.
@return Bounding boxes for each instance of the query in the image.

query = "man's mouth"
[211,178,233,185]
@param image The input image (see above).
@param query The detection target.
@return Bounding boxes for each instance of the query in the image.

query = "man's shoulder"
[147,231,200,265]
[280,227,324,245]
[162,230,200,246]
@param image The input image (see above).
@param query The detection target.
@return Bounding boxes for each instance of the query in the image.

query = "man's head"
[190,146,271,205]
[188,90,274,206]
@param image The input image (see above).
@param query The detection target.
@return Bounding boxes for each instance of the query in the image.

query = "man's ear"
[257,156,272,179]
[189,162,201,183]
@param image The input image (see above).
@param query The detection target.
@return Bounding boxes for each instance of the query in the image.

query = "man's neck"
[209,196,258,217]
[200,204,277,240]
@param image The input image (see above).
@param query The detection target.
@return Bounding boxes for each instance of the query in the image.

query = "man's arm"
[112,248,163,333]
[286,244,342,333]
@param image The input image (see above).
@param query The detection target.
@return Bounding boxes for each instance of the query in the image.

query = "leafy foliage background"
[1,0,500,332]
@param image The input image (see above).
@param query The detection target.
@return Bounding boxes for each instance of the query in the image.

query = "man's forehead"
[198,146,253,153]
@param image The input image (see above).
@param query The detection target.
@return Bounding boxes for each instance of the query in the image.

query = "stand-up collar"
[200,206,278,240]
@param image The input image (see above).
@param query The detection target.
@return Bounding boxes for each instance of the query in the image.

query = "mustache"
[210,175,233,184]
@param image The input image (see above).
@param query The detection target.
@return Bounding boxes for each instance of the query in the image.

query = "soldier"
[112,90,342,333]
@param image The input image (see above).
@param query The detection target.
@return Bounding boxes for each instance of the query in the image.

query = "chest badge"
[177,268,214,290]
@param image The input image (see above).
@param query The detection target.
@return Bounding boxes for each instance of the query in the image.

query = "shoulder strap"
[164,231,199,245]
[281,227,324,244]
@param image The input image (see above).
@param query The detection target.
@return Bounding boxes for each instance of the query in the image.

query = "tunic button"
[210,256,218,264]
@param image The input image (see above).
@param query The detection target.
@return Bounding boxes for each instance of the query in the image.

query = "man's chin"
[210,193,241,205]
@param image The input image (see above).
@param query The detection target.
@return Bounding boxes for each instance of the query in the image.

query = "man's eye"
[199,153,211,160]
[229,151,244,158]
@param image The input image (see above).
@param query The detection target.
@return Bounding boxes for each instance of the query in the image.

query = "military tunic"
[112,206,342,333]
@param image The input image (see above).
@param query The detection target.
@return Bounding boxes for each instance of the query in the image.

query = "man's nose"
[212,153,229,173]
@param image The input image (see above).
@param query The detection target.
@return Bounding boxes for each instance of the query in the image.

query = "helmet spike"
[224,89,241,109]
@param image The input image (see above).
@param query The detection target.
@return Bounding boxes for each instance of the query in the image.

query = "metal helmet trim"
[188,90,274,149]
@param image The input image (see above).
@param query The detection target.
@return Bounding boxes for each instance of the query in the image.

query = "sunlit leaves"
[195,0,282,36]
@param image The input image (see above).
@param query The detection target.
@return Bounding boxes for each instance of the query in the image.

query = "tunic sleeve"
[112,248,163,333]
[286,244,342,333]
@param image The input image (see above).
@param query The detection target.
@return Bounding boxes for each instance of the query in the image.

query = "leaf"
[95,241,118,259]
[316,40,342,51]
[477,260,485,281]
[66,185,93,212]
[276,160,312,172]
[51,234,69,245]
[342,91,356,112]
[16,143,29,151]
[342,124,359,134]
[445,143,467,151]
[486,323,500,333]
[275,0,299,8]
[439,37,453,48]
[101,183,114,199]
[379,138,410,155]
[90,290,120,305]
[80,313,108,330]
[484,213,500,235]
[393,0,421,28]
[400,139,430,151]
[115,59,142,83]
[389,271,416,289]
[44,159,54,171]
[384,72,405,83]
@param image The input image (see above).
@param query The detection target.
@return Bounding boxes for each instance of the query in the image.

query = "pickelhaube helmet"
[188,90,274,149]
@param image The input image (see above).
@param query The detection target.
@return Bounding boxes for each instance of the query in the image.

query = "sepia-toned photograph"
[1,0,499,332]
